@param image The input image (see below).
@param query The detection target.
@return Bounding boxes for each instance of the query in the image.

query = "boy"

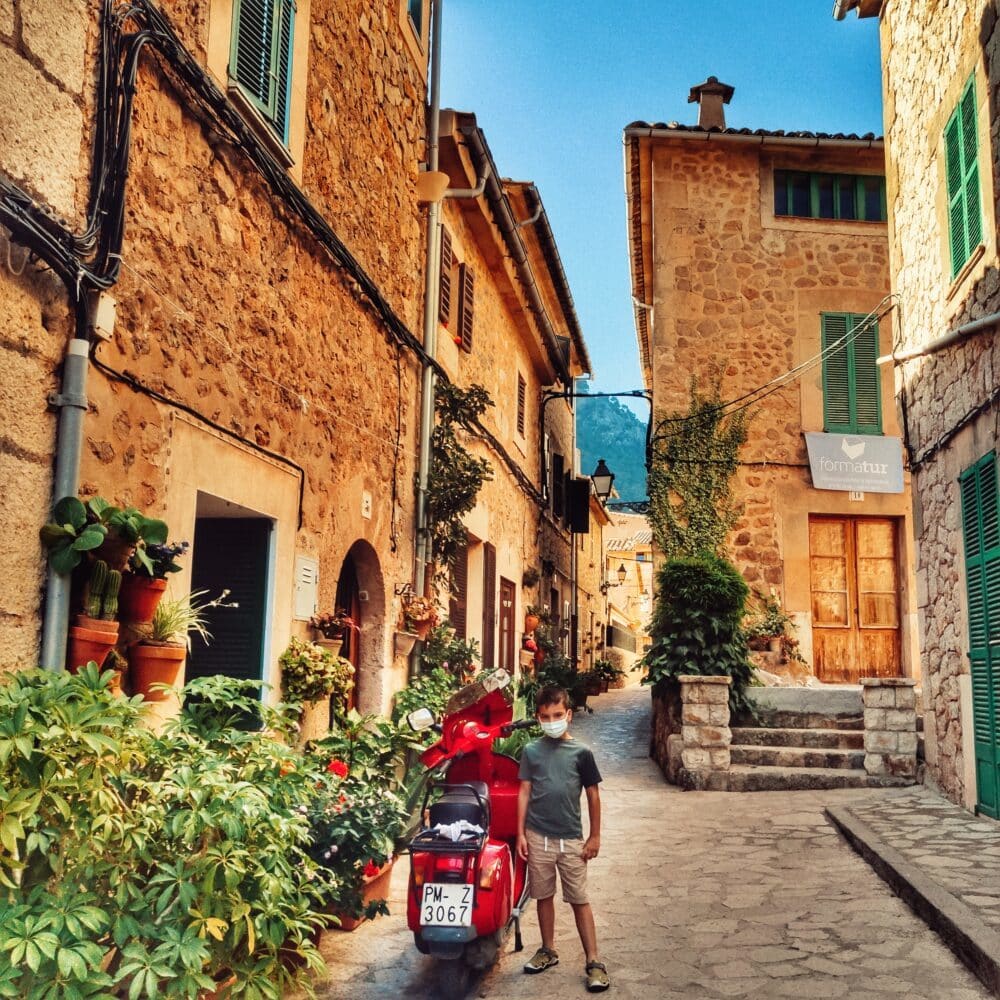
[516,685,610,993]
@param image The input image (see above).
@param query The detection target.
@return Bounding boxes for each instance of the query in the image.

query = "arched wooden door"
[335,554,362,713]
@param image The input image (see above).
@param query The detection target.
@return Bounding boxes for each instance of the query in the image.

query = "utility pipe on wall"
[39,323,91,670]
[877,310,1000,365]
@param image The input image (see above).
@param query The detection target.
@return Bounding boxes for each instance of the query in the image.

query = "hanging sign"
[804,433,904,494]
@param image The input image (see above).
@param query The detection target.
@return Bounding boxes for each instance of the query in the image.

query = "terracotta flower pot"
[331,859,395,932]
[96,534,134,571]
[67,625,117,672]
[315,636,344,658]
[74,615,119,636]
[394,631,418,657]
[525,614,540,633]
[129,642,186,701]
[118,574,167,624]
[412,619,433,641]
[296,698,331,747]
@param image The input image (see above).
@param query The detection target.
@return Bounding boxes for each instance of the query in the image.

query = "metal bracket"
[47,390,88,410]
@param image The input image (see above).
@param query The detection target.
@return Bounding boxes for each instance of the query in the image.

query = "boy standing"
[516,685,610,993]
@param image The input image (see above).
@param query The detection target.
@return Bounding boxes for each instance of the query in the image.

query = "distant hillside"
[576,393,648,502]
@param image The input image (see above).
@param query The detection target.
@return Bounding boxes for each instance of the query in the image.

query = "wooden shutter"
[959,453,1000,818]
[552,453,565,517]
[945,77,982,278]
[439,226,452,326]
[516,374,526,437]
[567,477,591,534]
[482,542,497,669]
[449,535,469,640]
[231,0,295,138]
[458,263,475,352]
[822,312,881,435]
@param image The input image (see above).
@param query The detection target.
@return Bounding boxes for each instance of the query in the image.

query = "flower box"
[330,859,395,932]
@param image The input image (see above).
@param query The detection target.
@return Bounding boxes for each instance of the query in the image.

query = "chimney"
[687,76,735,130]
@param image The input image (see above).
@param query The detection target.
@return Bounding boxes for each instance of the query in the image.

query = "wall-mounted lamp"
[600,563,628,595]
[590,459,615,501]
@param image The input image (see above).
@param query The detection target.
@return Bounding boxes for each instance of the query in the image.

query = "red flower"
[363,860,382,879]
[326,759,348,778]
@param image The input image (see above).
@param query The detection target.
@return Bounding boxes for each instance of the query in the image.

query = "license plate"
[420,883,474,927]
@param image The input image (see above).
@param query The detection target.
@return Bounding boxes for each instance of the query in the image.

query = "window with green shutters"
[773,171,887,222]
[821,312,882,435]
[944,75,983,279]
[230,0,296,144]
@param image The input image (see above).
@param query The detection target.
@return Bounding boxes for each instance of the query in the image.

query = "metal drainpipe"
[569,391,579,670]
[877,309,1000,365]
[39,303,91,670]
[411,0,444,678]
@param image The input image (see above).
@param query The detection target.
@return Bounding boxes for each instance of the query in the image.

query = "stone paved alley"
[317,687,992,999]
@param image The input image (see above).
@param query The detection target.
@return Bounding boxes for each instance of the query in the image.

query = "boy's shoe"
[585,961,610,992]
[523,947,559,974]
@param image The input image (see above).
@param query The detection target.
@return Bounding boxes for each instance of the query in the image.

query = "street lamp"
[591,459,615,501]
[600,563,628,595]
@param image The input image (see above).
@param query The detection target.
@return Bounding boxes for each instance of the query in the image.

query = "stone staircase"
[728,687,877,791]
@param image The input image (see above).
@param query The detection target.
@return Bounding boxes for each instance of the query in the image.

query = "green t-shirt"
[518,736,602,840]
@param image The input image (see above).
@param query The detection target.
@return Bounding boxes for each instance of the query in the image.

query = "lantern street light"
[590,458,615,501]
[600,562,628,595]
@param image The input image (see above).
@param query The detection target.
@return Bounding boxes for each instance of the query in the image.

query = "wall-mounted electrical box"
[293,556,319,620]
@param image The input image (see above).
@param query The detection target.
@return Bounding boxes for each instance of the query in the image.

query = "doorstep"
[826,787,1000,997]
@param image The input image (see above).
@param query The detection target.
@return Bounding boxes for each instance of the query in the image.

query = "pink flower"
[327,759,348,778]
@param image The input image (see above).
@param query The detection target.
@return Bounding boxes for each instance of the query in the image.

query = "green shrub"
[640,552,753,711]
[280,637,354,705]
[390,667,461,734]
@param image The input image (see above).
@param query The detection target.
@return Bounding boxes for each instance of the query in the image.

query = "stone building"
[836,0,1000,817]
[0,3,593,711]
[604,513,653,669]
[577,491,612,672]
[624,79,918,686]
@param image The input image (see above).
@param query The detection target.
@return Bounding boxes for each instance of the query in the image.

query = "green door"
[959,453,1000,818]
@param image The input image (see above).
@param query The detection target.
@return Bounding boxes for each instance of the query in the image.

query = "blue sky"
[440,2,883,414]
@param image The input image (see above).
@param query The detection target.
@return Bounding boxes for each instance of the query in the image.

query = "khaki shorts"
[526,827,589,904]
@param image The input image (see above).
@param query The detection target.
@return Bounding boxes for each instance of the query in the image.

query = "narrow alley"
[318,686,991,1000]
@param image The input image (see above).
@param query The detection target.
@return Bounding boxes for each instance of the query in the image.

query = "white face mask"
[540,718,568,739]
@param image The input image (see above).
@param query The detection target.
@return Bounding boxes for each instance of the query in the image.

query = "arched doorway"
[334,540,386,715]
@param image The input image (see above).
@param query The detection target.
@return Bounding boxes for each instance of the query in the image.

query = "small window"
[516,374,526,437]
[774,170,886,222]
[552,453,565,517]
[944,75,983,279]
[821,312,882,435]
[407,0,423,31]
[439,226,453,326]
[457,263,475,353]
[230,0,296,143]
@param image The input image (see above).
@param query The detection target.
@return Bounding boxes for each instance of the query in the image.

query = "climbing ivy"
[647,378,749,560]
[427,381,493,577]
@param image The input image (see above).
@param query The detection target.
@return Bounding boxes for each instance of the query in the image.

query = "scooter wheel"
[435,959,470,1000]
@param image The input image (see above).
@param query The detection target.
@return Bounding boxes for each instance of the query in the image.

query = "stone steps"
[726,764,872,792]
[730,726,864,750]
[730,744,866,770]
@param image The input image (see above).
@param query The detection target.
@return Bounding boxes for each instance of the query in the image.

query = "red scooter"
[405,669,534,994]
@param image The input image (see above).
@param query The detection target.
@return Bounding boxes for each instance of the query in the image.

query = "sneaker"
[523,946,559,974]
[586,960,610,992]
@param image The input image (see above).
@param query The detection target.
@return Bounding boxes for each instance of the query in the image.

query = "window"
[439,226,453,326]
[552,453,565,517]
[774,171,886,222]
[516,373,526,437]
[439,230,474,352]
[945,75,983,279]
[230,0,296,144]
[457,263,475,352]
[821,312,881,435]
[407,0,423,32]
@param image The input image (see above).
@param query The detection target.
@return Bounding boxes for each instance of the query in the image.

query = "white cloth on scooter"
[432,819,484,841]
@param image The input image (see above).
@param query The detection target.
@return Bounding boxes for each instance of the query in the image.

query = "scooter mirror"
[407,707,436,732]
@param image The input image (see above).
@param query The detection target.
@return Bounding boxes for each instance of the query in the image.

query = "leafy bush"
[420,623,480,682]
[0,666,328,999]
[640,552,753,710]
[279,637,354,705]
[391,667,461,734]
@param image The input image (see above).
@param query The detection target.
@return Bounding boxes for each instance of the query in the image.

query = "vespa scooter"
[405,669,535,994]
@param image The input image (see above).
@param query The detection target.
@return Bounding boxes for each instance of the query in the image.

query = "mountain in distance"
[575,390,648,502]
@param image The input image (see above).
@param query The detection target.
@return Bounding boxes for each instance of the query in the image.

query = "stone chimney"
[687,76,735,130]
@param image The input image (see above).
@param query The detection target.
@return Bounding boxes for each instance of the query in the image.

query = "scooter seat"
[429,781,490,830]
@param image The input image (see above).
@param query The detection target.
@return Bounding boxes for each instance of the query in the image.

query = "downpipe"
[39,300,92,670]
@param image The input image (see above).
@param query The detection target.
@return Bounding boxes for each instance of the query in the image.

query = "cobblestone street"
[317,687,992,999]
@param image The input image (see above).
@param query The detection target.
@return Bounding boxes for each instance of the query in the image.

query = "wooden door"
[809,516,901,683]
[335,555,361,713]
[498,578,515,676]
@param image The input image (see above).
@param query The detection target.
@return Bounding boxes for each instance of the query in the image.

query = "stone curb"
[825,804,1000,998]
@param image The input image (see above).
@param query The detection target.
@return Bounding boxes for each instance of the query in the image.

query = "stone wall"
[0,0,92,667]
[878,0,1000,807]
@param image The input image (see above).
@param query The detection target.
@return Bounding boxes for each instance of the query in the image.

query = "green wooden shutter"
[959,453,1000,818]
[945,76,982,278]
[822,312,881,435]
[231,0,295,140]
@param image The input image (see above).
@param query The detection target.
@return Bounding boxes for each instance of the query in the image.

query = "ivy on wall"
[648,379,749,560]
[427,381,493,576]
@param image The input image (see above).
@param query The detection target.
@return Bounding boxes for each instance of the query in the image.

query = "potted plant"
[119,539,188,623]
[582,669,602,697]
[743,590,795,654]
[308,608,359,658]
[524,604,542,634]
[129,590,232,701]
[522,567,540,589]
[67,559,121,671]
[401,594,439,641]
[39,496,108,574]
[594,658,626,691]
[279,637,355,745]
